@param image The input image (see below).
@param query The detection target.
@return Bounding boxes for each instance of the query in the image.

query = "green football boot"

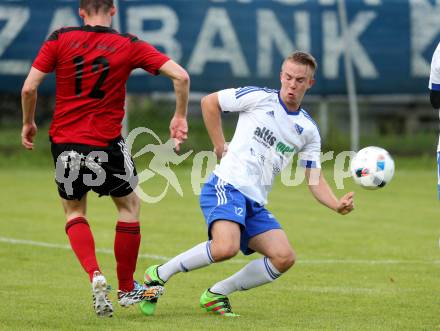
[139,265,166,316]
[199,289,239,317]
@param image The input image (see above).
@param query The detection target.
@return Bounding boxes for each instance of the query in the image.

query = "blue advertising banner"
[0,0,438,95]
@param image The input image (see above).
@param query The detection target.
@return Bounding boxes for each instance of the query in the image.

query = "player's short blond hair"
[79,0,114,15]
[282,51,318,76]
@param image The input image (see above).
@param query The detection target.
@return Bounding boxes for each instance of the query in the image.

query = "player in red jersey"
[20,0,189,317]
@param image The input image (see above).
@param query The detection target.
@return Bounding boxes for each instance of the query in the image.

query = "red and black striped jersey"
[33,25,169,146]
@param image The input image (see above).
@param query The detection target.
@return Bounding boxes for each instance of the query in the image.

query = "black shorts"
[51,136,138,200]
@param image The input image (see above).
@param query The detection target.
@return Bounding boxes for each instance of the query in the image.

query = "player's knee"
[272,249,296,273]
[125,196,140,217]
[129,196,140,219]
[114,192,140,220]
[211,242,240,262]
[62,197,86,220]
[286,249,297,268]
[130,194,140,214]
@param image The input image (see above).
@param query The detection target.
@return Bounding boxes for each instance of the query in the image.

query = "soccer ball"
[350,146,395,189]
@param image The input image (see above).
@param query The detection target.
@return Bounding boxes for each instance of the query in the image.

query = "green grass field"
[0,159,439,330]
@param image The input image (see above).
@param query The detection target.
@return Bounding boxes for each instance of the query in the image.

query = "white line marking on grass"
[296,259,440,265]
[0,236,169,261]
[288,285,410,295]
[1,236,439,265]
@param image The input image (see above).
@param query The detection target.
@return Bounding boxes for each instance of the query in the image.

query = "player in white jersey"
[428,41,440,200]
[140,51,355,316]
[212,86,322,205]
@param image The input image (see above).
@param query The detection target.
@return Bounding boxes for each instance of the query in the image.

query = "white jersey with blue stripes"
[213,86,321,205]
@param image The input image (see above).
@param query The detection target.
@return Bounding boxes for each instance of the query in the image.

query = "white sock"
[210,257,282,295]
[157,241,214,282]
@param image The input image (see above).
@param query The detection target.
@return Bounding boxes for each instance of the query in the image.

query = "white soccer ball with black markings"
[350,146,395,190]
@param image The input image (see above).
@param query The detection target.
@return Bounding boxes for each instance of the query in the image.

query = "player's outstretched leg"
[199,289,239,317]
[200,257,284,317]
[200,229,295,316]
[140,241,215,316]
[91,271,113,317]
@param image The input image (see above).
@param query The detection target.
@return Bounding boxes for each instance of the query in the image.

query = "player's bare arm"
[306,168,354,215]
[201,92,227,159]
[159,59,190,151]
[21,67,47,150]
